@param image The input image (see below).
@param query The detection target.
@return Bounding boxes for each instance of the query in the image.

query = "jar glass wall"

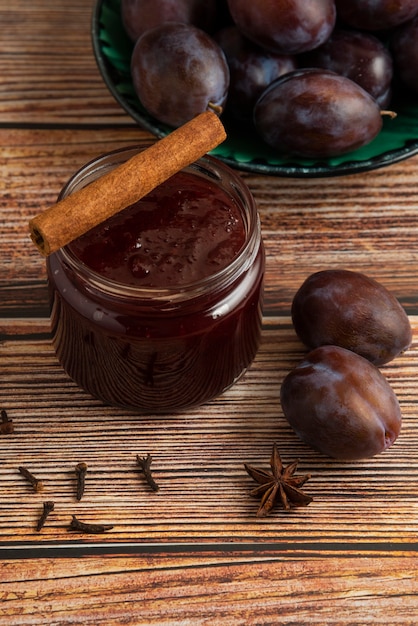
[47,146,265,412]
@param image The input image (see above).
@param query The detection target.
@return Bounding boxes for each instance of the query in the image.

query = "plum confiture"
[47,147,265,412]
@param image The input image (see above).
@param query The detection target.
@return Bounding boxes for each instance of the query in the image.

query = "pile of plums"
[280,269,412,460]
[122,0,418,158]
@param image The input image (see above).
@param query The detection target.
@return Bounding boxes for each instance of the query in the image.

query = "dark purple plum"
[291,269,412,365]
[280,346,402,460]
[391,15,418,94]
[254,69,384,158]
[302,29,394,108]
[131,23,229,127]
[335,0,418,31]
[121,0,217,41]
[226,0,336,54]
[215,26,296,121]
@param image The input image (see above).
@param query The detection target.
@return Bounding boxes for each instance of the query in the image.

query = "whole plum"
[253,69,383,158]
[121,0,218,41]
[302,29,394,108]
[226,0,336,55]
[335,0,418,32]
[131,23,229,128]
[391,16,418,94]
[280,346,402,460]
[291,269,412,365]
[215,26,297,122]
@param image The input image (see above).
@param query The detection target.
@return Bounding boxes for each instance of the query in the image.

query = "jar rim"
[56,144,261,302]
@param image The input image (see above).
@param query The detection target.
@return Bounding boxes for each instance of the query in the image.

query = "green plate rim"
[91,0,418,178]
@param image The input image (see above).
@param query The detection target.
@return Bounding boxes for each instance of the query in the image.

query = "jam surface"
[69,171,246,287]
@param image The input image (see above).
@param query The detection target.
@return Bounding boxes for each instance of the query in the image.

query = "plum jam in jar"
[47,146,265,412]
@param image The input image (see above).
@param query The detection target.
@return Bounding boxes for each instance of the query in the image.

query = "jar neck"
[56,219,261,305]
[54,146,262,305]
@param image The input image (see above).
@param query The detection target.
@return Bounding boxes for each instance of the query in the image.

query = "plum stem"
[381,110,397,119]
[207,101,223,116]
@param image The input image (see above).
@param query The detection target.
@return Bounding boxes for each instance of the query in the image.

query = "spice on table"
[75,462,88,501]
[244,443,313,517]
[136,453,159,492]
[68,515,113,534]
[0,409,14,435]
[18,466,44,493]
[36,501,55,532]
[29,110,226,256]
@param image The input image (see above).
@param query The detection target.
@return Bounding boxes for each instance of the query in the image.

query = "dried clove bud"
[36,501,55,531]
[18,466,44,493]
[68,515,113,534]
[1,409,14,435]
[136,453,159,491]
[75,462,88,501]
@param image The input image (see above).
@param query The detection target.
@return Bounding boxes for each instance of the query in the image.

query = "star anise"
[244,443,313,517]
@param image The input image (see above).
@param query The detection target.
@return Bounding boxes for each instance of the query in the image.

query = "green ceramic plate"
[92,0,418,177]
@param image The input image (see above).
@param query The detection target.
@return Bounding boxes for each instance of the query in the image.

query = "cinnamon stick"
[29,111,226,256]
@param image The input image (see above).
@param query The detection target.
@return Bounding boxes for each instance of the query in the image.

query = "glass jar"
[47,145,265,412]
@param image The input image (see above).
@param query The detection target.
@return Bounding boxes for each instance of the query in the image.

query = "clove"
[36,501,55,531]
[136,453,159,491]
[18,466,44,493]
[75,462,88,501]
[1,409,14,435]
[68,515,113,534]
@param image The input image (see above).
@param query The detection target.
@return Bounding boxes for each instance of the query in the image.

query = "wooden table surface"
[1,2,418,624]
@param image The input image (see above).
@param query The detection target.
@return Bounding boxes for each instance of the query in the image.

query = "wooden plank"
[0,1,130,125]
[0,127,153,286]
[1,318,417,544]
[2,128,418,315]
[0,553,417,624]
[2,0,418,618]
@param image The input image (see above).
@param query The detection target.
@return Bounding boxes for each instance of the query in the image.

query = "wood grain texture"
[2,127,418,314]
[0,1,130,125]
[1,552,418,625]
[2,0,418,621]
[1,318,418,544]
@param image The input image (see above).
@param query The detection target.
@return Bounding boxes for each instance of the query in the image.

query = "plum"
[121,0,217,41]
[291,269,412,365]
[391,15,418,94]
[335,0,418,32]
[280,346,402,460]
[131,23,229,127]
[301,29,394,108]
[215,25,296,122]
[253,69,384,158]
[226,0,336,54]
